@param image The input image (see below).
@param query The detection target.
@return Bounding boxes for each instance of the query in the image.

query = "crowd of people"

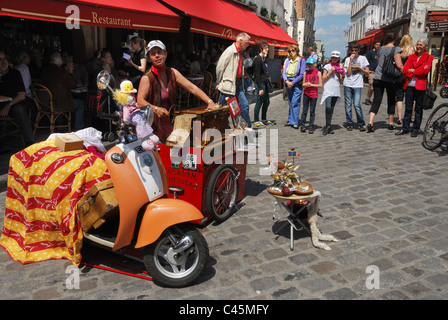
[0,31,437,151]
[274,33,434,138]
[0,35,224,147]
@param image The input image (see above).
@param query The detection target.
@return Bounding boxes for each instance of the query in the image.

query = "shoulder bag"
[382,46,402,80]
[423,55,437,110]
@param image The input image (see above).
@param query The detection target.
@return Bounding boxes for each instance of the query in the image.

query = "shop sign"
[91,11,131,27]
[426,21,448,32]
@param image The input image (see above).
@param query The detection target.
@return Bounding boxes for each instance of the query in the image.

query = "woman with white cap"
[137,40,216,143]
[320,50,344,135]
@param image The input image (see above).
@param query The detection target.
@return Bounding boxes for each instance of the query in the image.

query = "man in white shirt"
[343,43,370,131]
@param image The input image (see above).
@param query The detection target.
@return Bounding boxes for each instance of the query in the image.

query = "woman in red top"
[396,38,433,137]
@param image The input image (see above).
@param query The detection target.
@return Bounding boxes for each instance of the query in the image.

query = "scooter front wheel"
[143,224,209,288]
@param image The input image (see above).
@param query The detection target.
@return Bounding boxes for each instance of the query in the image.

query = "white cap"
[119,80,137,93]
[146,40,166,55]
[330,50,341,58]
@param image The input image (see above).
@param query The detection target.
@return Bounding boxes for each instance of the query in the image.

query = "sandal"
[396,119,402,125]
[388,124,396,130]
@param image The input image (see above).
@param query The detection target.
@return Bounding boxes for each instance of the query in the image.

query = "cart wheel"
[205,164,238,223]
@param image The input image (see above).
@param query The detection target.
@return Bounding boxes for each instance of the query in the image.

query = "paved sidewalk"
[0,85,447,301]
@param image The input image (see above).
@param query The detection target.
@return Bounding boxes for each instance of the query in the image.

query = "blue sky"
[314,0,352,58]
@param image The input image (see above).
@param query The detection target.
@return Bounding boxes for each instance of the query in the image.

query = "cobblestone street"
[1,85,447,302]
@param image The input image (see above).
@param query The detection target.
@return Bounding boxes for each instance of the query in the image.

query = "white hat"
[119,80,137,93]
[330,50,341,58]
[146,40,166,54]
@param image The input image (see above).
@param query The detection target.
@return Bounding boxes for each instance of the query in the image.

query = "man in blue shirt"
[364,41,381,105]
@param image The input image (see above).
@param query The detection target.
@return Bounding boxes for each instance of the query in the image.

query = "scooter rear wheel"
[143,224,209,288]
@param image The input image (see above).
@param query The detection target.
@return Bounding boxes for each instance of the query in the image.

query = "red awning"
[357,29,384,45]
[0,0,181,32]
[160,0,296,47]
[428,11,448,22]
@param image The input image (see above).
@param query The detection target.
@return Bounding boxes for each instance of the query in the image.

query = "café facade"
[0,0,297,66]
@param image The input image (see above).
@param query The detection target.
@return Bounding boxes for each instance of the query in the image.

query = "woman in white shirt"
[321,51,344,135]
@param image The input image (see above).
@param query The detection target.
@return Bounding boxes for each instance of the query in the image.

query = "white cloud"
[315,24,348,36]
[315,1,351,17]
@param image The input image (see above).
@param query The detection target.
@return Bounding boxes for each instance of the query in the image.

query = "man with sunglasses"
[343,43,369,131]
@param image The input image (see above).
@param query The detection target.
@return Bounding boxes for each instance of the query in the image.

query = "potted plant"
[260,7,268,18]
[249,1,258,12]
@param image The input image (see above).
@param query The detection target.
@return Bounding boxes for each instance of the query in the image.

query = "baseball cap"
[146,40,166,54]
[330,50,341,58]
[306,57,316,64]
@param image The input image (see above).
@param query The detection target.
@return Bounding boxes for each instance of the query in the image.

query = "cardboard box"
[77,180,119,231]
[55,133,84,152]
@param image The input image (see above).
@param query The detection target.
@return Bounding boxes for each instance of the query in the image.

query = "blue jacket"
[282,57,306,86]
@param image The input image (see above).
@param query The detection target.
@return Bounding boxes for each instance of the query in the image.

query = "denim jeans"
[403,86,425,133]
[301,94,317,127]
[344,86,365,126]
[218,79,251,127]
[74,98,85,130]
[286,81,302,126]
[324,96,338,127]
[254,83,270,122]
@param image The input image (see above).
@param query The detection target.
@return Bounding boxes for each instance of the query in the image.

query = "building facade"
[295,0,316,57]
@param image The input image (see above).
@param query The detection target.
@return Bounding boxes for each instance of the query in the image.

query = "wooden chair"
[0,115,25,148]
[31,83,71,134]
[201,71,213,97]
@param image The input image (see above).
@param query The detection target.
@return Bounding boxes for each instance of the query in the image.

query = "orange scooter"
[82,72,209,287]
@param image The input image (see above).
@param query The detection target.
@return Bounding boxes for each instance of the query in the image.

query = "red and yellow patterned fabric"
[0,140,111,266]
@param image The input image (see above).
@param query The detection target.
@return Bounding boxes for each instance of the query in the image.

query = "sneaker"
[308,128,314,134]
[300,126,306,132]
[346,124,353,131]
[322,126,330,136]
[359,125,366,132]
[262,120,274,126]
[364,98,372,105]
[253,121,266,128]
[328,126,334,134]
[367,124,374,133]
